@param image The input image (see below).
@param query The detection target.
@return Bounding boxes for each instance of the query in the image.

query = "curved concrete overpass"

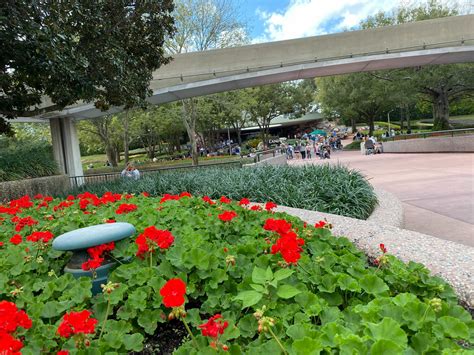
[26,14,474,121]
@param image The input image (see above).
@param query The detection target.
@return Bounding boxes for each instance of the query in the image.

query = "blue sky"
[241,0,460,43]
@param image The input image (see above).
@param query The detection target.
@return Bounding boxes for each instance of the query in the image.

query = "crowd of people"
[283,135,343,160]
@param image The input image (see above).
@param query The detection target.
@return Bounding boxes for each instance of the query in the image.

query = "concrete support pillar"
[49,117,84,183]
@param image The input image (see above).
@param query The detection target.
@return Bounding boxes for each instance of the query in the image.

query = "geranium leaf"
[277,284,301,299]
[234,290,263,308]
[274,268,294,281]
[360,275,389,295]
[252,266,267,285]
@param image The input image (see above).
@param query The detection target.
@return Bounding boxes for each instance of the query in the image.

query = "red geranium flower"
[238,198,250,206]
[57,310,97,338]
[66,195,75,201]
[265,202,277,211]
[115,203,137,214]
[314,220,327,228]
[271,231,305,264]
[202,196,215,205]
[57,351,69,355]
[199,314,229,338]
[263,218,292,236]
[0,301,32,334]
[34,194,43,200]
[379,243,387,253]
[9,234,22,245]
[219,196,231,204]
[81,242,115,271]
[135,226,175,258]
[26,231,54,243]
[160,194,180,203]
[0,241,3,247]
[250,205,262,211]
[0,332,24,355]
[9,196,33,209]
[105,219,116,223]
[218,211,237,222]
[180,192,191,198]
[160,278,186,308]
[142,192,150,197]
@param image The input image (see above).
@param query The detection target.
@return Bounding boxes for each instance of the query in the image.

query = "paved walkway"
[289,151,474,247]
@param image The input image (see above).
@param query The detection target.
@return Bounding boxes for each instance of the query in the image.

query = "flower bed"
[0,193,472,354]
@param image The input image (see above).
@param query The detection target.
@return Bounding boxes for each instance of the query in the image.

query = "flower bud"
[429,298,442,313]
[222,344,229,351]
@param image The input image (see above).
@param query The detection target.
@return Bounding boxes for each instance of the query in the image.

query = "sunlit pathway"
[289,151,474,247]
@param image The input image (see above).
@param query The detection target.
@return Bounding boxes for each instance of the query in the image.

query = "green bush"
[0,140,58,182]
[68,165,377,219]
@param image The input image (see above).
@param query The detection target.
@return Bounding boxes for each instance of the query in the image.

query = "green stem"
[181,316,199,349]
[109,254,124,265]
[420,305,431,323]
[268,326,288,355]
[149,252,153,268]
[298,263,310,275]
[99,298,111,340]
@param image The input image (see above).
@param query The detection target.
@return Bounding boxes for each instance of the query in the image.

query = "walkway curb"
[368,187,404,228]
[274,205,474,309]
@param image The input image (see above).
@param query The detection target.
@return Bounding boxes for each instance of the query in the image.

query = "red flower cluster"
[160,192,191,204]
[9,196,33,210]
[265,202,277,211]
[0,301,32,355]
[250,205,262,211]
[115,203,137,214]
[271,232,305,264]
[219,196,231,204]
[380,243,387,254]
[135,226,175,258]
[218,211,238,222]
[239,198,250,206]
[314,220,327,228]
[26,231,54,243]
[57,310,97,338]
[9,234,22,245]
[264,218,305,264]
[199,314,229,338]
[81,242,115,271]
[160,278,186,307]
[202,196,215,205]
[53,200,75,212]
[142,192,150,197]
[263,218,292,235]
[11,216,38,232]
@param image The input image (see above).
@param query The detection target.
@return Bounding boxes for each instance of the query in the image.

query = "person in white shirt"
[121,163,140,180]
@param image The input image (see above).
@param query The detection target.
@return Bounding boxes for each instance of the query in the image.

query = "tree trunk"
[351,117,356,133]
[123,110,130,165]
[105,145,118,167]
[181,99,199,166]
[236,128,242,146]
[368,117,375,136]
[433,92,450,131]
[405,105,411,131]
[399,106,404,132]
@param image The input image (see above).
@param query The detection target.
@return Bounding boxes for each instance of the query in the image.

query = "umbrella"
[310,129,327,136]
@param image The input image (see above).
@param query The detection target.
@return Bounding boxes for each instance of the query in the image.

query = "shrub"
[67,165,378,219]
[0,140,58,182]
[0,193,472,353]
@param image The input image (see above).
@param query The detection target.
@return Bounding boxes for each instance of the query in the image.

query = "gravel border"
[273,205,474,308]
[368,188,404,228]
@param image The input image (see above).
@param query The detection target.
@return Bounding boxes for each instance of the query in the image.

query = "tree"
[246,82,313,145]
[166,0,248,165]
[361,1,474,130]
[0,1,175,135]
[78,117,123,167]
[317,74,392,135]
[130,104,185,158]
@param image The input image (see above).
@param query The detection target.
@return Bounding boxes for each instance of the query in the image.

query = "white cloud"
[253,0,398,43]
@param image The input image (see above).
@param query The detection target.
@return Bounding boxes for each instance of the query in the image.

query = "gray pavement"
[289,151,474,247]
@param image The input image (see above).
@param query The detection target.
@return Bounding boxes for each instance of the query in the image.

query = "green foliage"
[67,165,378,219]
[0,193,472,353]
[0,139,58,182]
[0,1,175,134]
